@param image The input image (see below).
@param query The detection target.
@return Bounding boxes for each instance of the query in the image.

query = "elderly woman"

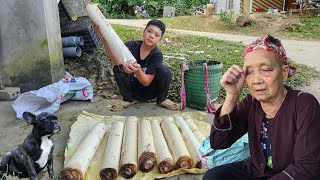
[203,35,320,180]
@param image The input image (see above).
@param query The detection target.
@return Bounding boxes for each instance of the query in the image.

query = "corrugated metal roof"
[253,0,283,11]
[241,0,284,13]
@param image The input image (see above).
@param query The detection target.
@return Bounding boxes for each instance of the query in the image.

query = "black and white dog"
[0,112,61,180]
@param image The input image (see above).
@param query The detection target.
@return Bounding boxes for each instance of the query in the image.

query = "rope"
[180,62,189,111]
[203,63,217,114]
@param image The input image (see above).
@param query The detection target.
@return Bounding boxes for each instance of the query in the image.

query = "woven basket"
[184,60,223,110]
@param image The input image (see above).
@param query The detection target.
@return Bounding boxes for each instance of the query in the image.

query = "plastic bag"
[12,77,94,119]
[199,133,251,170]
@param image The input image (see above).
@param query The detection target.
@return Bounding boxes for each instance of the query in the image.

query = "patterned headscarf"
[243,35,296,78]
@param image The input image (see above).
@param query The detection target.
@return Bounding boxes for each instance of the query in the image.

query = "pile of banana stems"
[61,115,205,180]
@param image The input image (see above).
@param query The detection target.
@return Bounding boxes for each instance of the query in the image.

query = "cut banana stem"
[100,121,124,180]
[185,117,205,143]
[161,117,192,169]
[150,119,175,174]
[138,119,156,172]
[175,116,202,168]
[85,4,137,65]
[119,116,138,179]
[61,123,107,180]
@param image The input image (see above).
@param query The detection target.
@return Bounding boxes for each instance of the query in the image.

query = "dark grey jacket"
[210,87,320,179]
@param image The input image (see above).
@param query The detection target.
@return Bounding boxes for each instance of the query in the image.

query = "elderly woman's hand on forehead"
[220,65,247,96]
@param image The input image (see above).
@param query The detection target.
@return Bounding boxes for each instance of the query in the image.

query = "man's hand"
[123,63,141,74]
[220,65,247,96]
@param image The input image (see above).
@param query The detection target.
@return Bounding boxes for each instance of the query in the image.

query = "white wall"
[233,0,241,14]
[214,0,241,14]
[215,0,229,14]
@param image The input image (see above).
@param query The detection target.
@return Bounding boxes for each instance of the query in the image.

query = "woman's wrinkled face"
[143,25,162,47]
[244,49,289,103]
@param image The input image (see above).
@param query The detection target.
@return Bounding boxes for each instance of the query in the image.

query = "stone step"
[0,87,20,101]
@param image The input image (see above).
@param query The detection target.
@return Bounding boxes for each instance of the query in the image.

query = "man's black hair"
[145,19,166,37]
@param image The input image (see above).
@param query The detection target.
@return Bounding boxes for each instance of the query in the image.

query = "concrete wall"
[0,0,64,92]
[215,0,241,14]
[233,0,241,15]
[62,0,87,18]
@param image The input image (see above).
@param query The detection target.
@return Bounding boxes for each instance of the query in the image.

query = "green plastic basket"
[184,60,223,110]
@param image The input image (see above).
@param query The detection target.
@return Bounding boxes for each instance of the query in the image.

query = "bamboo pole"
[185,117,205,143]
[100,121,124,180]
[161,117,192,169]
[119,116,138,179]
[175,116,202,168]
[150,120,175,174]
[85,3,137,65]
[61,123,107,180]
[138,119,156,172]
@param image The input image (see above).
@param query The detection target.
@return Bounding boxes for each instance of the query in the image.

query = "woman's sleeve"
[270,93,320,180]
[210,95,252,149]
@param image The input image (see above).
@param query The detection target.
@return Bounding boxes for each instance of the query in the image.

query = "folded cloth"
[12,77,93,119]
[199,133,250,170]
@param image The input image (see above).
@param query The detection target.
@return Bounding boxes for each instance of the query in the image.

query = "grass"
[282,17,320,40]
[110,25,319,102]
[161,14,320,41]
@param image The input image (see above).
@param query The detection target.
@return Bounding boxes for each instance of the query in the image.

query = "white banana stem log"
[85,4,137,65]
[119,116,138,179]
[150,120,175,174]
[61,123,107,180]
[138,119,156,172]
[161,117,192,169]
[175,116,202,168]
[185,117,205,143]
[100,121,124,180]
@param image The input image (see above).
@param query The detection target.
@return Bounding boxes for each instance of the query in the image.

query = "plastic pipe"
[63,47,82,58]
[85,3,137,65]
[62,36,84,47]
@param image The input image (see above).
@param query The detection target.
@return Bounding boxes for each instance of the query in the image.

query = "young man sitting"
[93,19,179,111]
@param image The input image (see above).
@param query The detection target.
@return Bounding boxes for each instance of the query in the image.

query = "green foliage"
[110,25,319,102]
[285,17,320,39]
[148,1,163,17]
[219,10,234,26]
[92,0,138,19]
[93,0,209,18]
[147,0,208,16]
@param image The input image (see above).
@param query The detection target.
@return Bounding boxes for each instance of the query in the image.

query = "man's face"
[143,25,162,47]
[244,49,289,103]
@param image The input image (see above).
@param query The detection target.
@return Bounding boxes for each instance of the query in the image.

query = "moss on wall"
[3,45,52,92]
[49,43,64,66]
[1,38,65,92]
[39,38,48,49]
[50,46,65,82]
